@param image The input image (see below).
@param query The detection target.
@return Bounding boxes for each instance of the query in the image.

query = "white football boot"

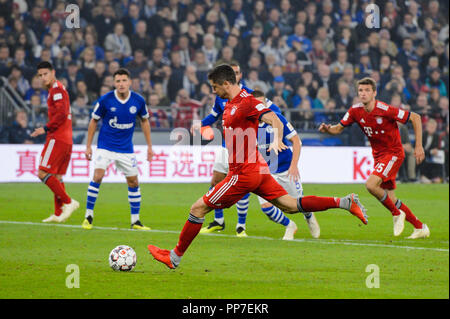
[59,199,80,222]
[42,214,62,223]
[282,220,298,240]
[304,213,320,239]
[393,210,406,236]
[407,224,430,239]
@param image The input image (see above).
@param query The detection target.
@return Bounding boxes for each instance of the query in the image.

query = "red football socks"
[45,175,71,205]
[298,196,340,212]
[54,182,65,216]
[173,214,204,257]
[399,202,423,229]
[380,195,401,216]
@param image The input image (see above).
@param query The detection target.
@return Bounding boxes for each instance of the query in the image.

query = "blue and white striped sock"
[236,193,250,229]
[85,181,100,218]
[262,205,290,227]
[128,186,141,224]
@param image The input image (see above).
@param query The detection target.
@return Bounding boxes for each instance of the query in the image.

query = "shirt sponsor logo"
[109,116,134,129]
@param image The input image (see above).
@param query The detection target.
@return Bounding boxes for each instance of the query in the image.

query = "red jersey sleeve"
[46,87,69,132]
[384,104,411,125]
[244,95,272,121]
[340,108,355,127]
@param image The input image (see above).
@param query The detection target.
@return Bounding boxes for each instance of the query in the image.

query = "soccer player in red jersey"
[147,65,368,269]
[319,77,429,239]
[30,61,79,223]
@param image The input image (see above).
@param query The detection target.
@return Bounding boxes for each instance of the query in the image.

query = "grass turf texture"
[0,182,448,299]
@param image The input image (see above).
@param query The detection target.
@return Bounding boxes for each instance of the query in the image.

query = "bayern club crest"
[376,117,383,124]
[129,106,137,114]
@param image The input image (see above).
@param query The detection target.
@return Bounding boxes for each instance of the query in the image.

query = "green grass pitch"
[0,182,448,299]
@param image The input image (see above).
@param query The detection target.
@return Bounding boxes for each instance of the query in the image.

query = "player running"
[82,68,154,230]
[319,77,429,239]
[31,61,79,223]
[253,90,320,239]
[147,65,367,269]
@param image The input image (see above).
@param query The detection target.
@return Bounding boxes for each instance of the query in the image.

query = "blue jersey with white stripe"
[92,90,149,153]
[258,112,297,173]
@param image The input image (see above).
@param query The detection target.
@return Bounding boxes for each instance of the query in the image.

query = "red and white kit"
[203,89,287,209]
[39,80,73,175]
[340,100,410,189]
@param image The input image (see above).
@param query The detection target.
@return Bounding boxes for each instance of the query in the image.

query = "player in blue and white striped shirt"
[254,90,320,239]
[82,68,154,230]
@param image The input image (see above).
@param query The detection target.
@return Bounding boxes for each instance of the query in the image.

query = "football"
[109,245,137,271]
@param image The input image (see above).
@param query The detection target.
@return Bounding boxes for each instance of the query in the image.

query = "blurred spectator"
[292,85,313,109]
[425,68,447,97]
[330,49,352,75]
[130,20,152,54]
[61,61,84,101]
[419,118,444,183]
[126,49,148,78]
[75,32,105,61]
[313,87,329,110]
[104,22,132,60]
[171,88,201,129]
[215,46,238,66]
[93,4,117,46]
[182,64,201,99]
[432,96,449,131]
[148,92,169,129]
[287,23,312,53]
[245,69,269,94]
[267,75,292,107]
[292,99,314,130]
[406,67,424,100]
[201,33,218,66]
[8,110,34,144]
[71,93,91,128]
[29,93,47,128]
[24,75,47,105]
[9,64,30,97]
[334,81,352,110]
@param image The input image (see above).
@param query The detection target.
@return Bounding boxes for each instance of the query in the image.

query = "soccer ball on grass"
[109,245,137,271]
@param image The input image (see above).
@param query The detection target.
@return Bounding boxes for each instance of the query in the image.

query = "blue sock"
[86,181,100,218]
[262,205,290,226]
[128,186,141,224]
[236,193,250,227]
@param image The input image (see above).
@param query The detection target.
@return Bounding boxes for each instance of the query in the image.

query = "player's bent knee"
[190,198,211,218]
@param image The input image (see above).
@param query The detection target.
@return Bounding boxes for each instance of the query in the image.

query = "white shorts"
[94,148,139,177]
[213,147,229,174]
[258,170,303,205]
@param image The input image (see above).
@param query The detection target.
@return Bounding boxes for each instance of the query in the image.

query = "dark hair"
[113,68,131,78]
[357,77,377,91]
[37,61,54,70]
[251,90,265,98]
[207,64,236,85]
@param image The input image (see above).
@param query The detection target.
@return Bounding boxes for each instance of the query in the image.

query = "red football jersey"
[340,100,410,159]
[222,89,272,174]
[46,80,73,145]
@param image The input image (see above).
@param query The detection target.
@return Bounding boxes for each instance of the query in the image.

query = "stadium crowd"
[0,0,448,182]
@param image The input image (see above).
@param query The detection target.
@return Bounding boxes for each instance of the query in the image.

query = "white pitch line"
[0,220,448,252]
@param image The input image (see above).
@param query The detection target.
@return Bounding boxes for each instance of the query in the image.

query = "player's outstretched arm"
[409,112,425,164]
[85,118,98,160]
[140,117,154,162]
[318,123,345,135]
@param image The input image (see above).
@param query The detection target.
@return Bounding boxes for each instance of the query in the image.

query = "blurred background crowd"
[0,0,448,182]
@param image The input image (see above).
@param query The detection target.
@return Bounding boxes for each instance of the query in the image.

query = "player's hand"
[190,121,201,136]
[414,145,425,164]
[318,123,330,133]
[147,147,154,162]
[85,146,92,161]
[30,127,45,137]
[287,165,300,182]
[268,140,288,155]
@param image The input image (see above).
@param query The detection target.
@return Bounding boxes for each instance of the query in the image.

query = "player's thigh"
[204,173,257,210]
[372,155,404,190]
[212,147,229,177]
[93,148,114,171]
[253,172,288,206]
[269,194,298,214]
[39,139,72,175]
[115,152,139,177]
